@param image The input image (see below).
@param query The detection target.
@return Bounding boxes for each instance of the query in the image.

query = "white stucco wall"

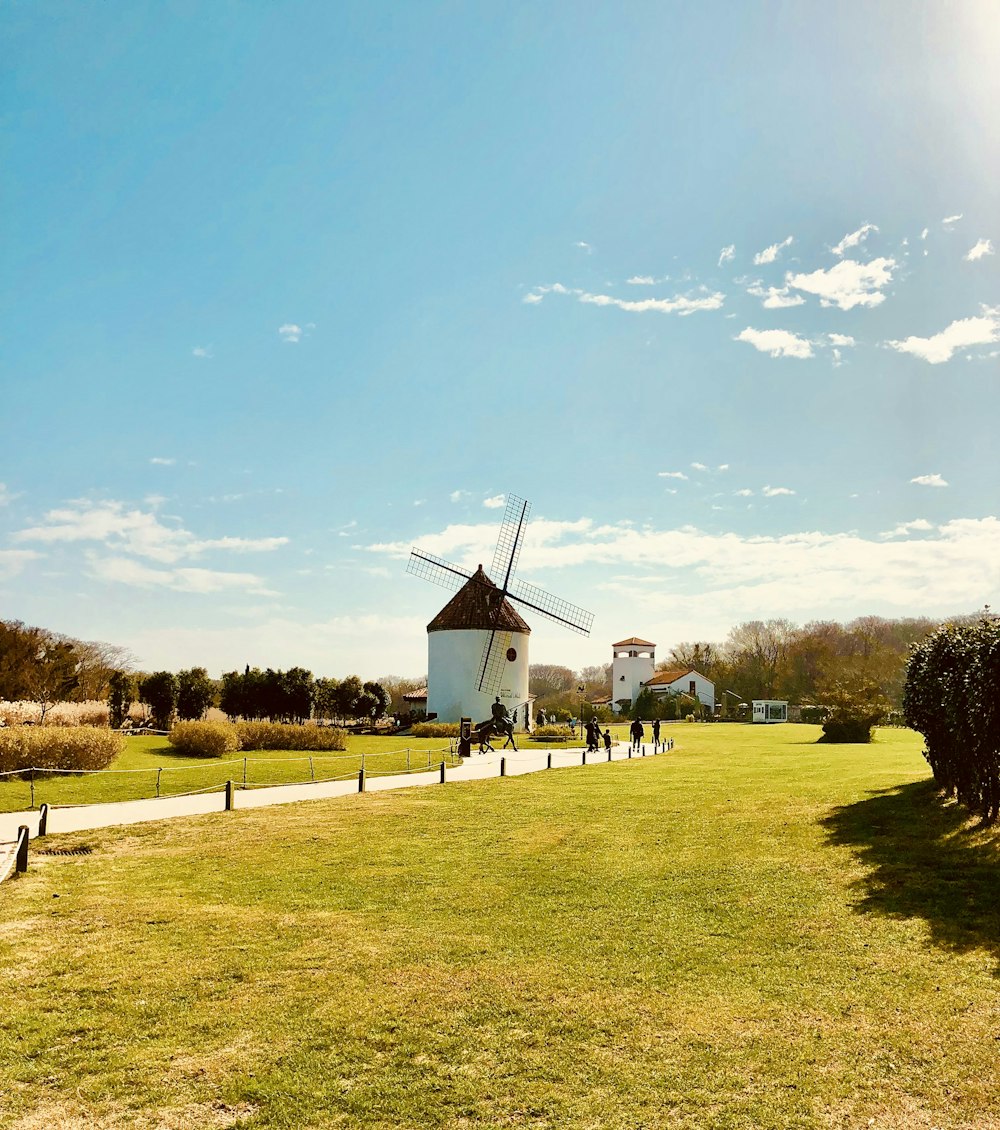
[427,629,530,728]
[648,672,716,711]
[612,653,655,709]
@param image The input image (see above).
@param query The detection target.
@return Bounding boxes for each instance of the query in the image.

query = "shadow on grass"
[822,780,1000,964]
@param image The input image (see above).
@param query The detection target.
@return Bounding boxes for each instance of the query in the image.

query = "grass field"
[0,727,599,813]
[3,723,1000,1129]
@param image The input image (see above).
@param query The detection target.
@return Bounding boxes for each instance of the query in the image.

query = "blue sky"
[2,1,998,679]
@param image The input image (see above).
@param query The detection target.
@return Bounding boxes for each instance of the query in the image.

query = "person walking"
[603,728,612,754]
[630,717,644,752]
[652,719,661,749]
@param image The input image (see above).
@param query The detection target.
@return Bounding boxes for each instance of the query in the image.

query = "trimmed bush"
[799,705,828,725]
[0,726,125,774]
[235,722,347,751]
[411,722,460,738]
[530,725,575,743]
[168,721,240,758]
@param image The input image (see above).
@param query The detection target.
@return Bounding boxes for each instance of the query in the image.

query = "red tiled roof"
[427,565,531,634]
[612,636,656,647]
[402,688,428,701]
[643,667,696,686]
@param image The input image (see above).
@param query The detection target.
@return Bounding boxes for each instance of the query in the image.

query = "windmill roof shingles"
[427,565,531,634]
[613,636,656,648]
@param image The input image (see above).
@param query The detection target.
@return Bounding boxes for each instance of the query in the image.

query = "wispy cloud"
[449,489,470,502]
[942,213,964,228]
[88,555,276,596]
[191,345,213,358]
[920,228,929,240]
[762,485,796,497]
[658,471,688,480]
[149,457,176,466]
[831,223,878,257]
[910,474,949,487]
[734,489,754,497]
[0,549,39,579]
[524,282,724,315]
[886,306,1000,364]
[626,275,659,285]
[574,241,593,253]
[0,483,19,507]
[785,257,896,310]
[965,238,995,262]
[13,499,288,563]
[718,244,736,267]
[691,462,708,472]
[753,236,793,266]
[746,282,805,309]
[881,518,933,538]
[483,494,505,508]
[735,327,813,359]
[827,333,856,347]
[278,322,315,344]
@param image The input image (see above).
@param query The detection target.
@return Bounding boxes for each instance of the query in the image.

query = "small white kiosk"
[752,700,788,724]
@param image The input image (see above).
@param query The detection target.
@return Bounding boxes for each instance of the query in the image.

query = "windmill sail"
[406,549,473,593]
[508,578,594,635]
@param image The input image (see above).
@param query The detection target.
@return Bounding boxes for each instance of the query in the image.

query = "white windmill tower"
[407,494,593,730]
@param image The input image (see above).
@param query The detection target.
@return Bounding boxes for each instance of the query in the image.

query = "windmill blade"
[406,549,474,593]
[477,627,512,694]
[508,577,594,636]
[490,493,531,593]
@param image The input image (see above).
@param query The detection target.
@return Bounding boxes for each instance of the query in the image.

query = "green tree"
[139,671,177,730]
[107,670,135,729]
[335,675,364,720]
[176,667,215,721]
[362,680,390,722]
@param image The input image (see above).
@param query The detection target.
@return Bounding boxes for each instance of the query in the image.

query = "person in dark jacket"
[630,718,644,751]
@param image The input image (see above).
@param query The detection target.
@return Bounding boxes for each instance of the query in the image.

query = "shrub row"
[411,723,460,738]
[167,721,348,758]
[0,726,125,774]
[904,616,1000,820]
[531,725,575,743]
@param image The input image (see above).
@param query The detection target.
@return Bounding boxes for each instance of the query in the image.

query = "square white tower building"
[611,637,656,713]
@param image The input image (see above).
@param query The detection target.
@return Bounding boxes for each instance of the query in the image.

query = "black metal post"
[16,826,29,873]
[38,803,48,837]
[500,757,506,777]
[225,780,234,810]
[359,767,366,792]
[439,760,446,784]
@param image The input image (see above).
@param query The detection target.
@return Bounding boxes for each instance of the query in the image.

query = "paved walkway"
[0,741,669,877]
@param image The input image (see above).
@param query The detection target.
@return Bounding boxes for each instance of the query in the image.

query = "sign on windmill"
[407,493,594,729]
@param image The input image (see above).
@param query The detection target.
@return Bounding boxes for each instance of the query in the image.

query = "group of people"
[584,718,612,753]
[628,718,663,751]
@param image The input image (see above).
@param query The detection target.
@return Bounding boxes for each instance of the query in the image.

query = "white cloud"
[785,257,896,310]
[827,333,856,347]
[524,282,723,316]
[691,462,708,472]
[718,245,736,267]
[910,474,949,488]
[150,457,176,466]
[575,241,593,253]
[831,223,878,257]
[886,307,1000,364]
[0,483,19,507]
[920,228,929,240]
[88,555,276,596]
[577,288,724,316]
[626,275,658,285]
[483,495,506,508]
[753,236,793,266]
[658,471,688,480]
[942,213,964,228]
[762,486,796,497]
[449,490,470,502]
[0,549,40,579]
[718,464,729,472]
[277,322,314,343]
[413,499,426,507]
[191,346,212,358]
[735,327,813,359]
[747,282,806,309]
[734,489,754,497]
[965,239,995,262]
[13,499,288,563]
[881,518,933,538]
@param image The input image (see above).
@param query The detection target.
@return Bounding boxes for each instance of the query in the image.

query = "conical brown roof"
[427,565,531,634]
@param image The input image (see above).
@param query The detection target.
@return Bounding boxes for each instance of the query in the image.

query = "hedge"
[0,726,125,774]
[235,722,347,752]
[168,721,240,758]
[531,725,575,743]
[411,722,460,738]
[904,616,1000,820]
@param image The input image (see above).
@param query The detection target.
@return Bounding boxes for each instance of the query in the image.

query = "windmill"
[407,494,593,716]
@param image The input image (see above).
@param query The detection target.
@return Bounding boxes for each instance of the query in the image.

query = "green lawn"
[4,724,999,1128]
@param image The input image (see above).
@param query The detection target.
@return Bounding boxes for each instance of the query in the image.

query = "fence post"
[500,757,506,777]
[628,747,632,759]
[15,826,28,874]
[362,753,366,772]
[309,757,315,782]
[440,760,446,784]
[243,758,248,789]
[156,767,162,797]
[29,768,34,810]
[547,752,552,769]
[407,748,411,771]
[358,767,366,793]
[225,780,235,811]
[582,749,587,766]
[38,803,48,837]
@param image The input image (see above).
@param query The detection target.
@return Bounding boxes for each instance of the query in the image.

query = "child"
[603,728,612,752]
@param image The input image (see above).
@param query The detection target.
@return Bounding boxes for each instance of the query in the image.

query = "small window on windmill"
[506,647,517,661]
